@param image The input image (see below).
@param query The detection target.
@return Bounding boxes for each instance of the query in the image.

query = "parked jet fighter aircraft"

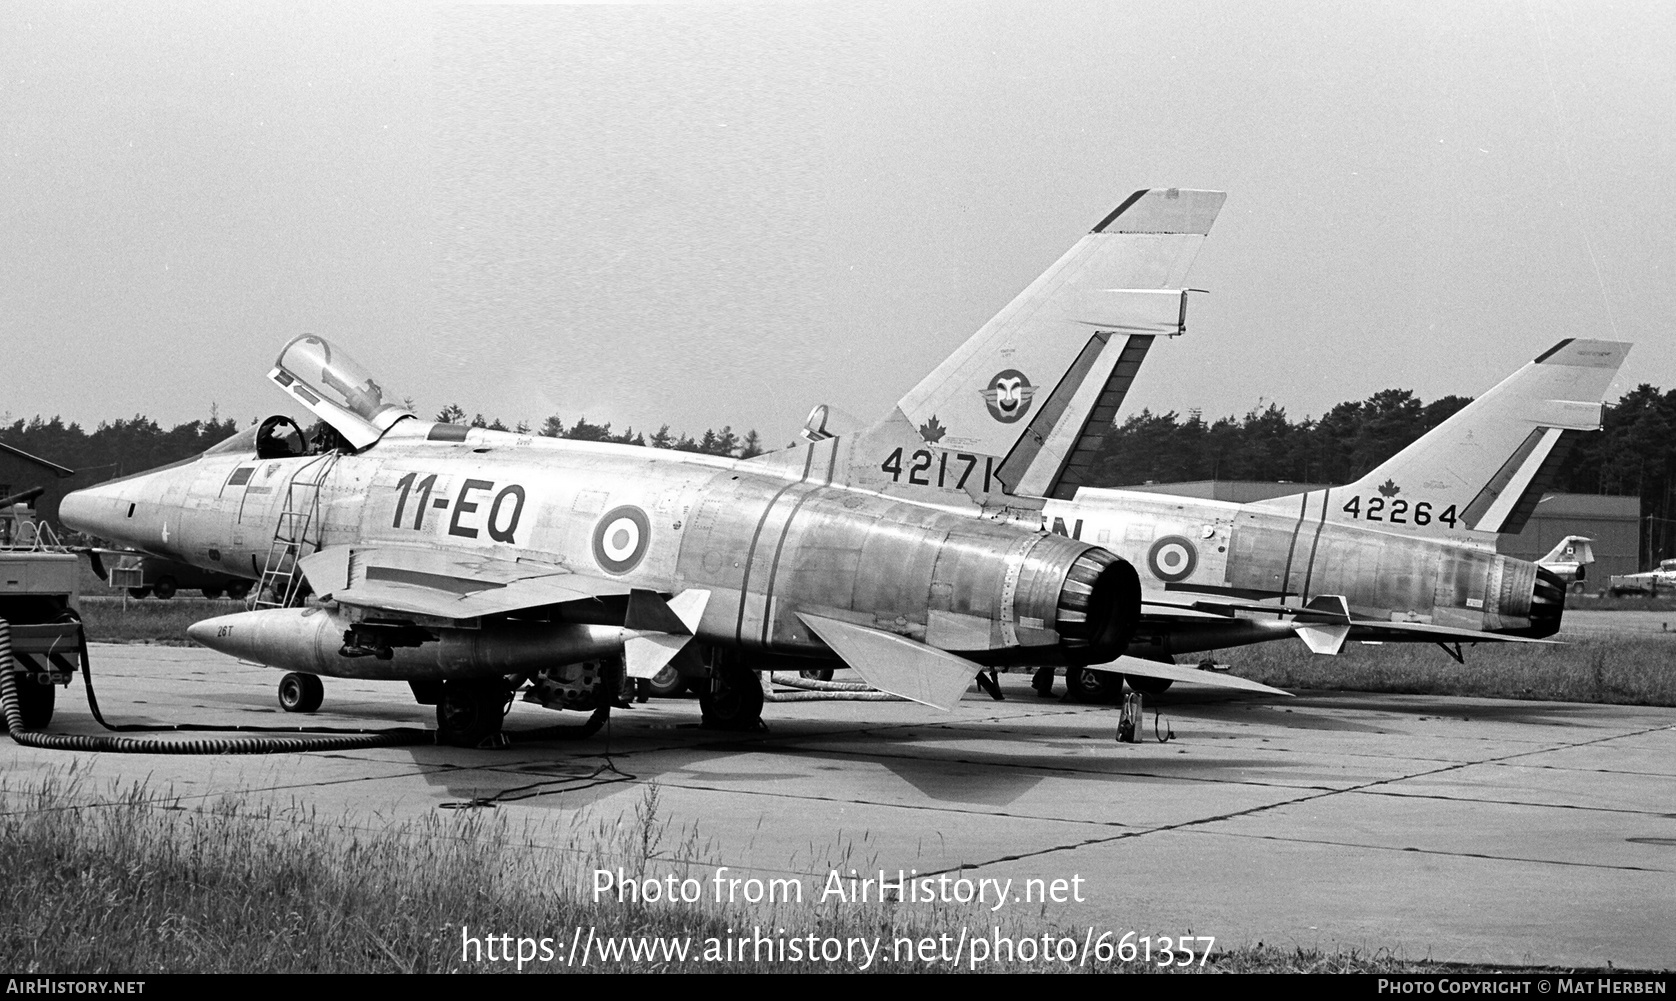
[767,301,1628,697]
[1030,338,1629,697]
[60,188,1251,744]
[61,185,1616,739]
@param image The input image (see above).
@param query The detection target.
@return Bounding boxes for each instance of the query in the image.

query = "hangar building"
[0,442,77,535]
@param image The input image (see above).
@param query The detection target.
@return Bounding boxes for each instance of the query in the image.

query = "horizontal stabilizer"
[1082,655,1292,696]
[795,613,982,711]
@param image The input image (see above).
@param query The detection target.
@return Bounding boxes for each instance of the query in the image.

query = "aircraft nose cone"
[58,481,127,540]
[184,618,213,646]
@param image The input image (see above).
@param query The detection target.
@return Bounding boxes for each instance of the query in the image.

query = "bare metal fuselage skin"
[61,420,1131,680]
[1039,486,1559,657]
[62,423,1557,686]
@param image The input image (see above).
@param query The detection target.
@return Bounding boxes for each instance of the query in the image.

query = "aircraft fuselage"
[62,419,1135,671]
[1038,486,1559,656]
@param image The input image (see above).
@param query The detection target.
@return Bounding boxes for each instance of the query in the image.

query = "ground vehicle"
[0,497,83,728]
[106,554,253,599]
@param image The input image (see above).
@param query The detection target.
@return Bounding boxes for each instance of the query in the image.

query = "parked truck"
[106,554,253,600]
[0,490,83,727]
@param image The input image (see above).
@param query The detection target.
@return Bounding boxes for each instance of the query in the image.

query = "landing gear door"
[267,335,415,450]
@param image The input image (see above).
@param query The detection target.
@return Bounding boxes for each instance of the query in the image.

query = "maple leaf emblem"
[1378,479,1400,497]
[919,416,946,443]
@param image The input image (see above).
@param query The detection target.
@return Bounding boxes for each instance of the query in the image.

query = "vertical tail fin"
[1253,339,1630,540]
[817,188,1225,504]
[1539,535,1594,568]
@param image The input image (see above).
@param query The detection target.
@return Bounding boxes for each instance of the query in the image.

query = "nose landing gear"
[277,672,324,713]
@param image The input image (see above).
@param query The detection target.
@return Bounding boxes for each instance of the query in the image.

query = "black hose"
[1,617,432,754]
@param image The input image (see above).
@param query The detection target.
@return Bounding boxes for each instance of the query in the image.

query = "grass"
[1563,592,1676,613]
[76,596,232,645]
[1215,635,1676,706]
[0,770,1618,975]
[79,599,1676,707]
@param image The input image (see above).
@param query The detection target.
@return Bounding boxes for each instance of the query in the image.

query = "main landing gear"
[1063,666,1123,703]
[274,670,509,749]
[698,655,764,731]
[1123,674,1173,696]
[1050,661,1176,703]
[436,678,512,748]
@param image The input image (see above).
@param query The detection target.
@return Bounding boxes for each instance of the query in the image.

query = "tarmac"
[5,642,1674,971]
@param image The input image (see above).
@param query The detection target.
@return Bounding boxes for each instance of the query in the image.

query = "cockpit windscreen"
[268,335,414,449]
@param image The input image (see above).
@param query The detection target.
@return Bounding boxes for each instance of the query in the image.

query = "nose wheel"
[277,673,325,713]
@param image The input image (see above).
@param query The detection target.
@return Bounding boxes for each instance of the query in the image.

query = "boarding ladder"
[250,452,341,610]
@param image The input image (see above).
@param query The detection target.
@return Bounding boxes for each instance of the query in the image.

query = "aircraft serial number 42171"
[58,188,1624,745]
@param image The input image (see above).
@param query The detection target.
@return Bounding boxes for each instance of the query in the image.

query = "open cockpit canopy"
[266,335,414,449]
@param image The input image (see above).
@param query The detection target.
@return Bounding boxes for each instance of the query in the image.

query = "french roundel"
[593,506,651,575]
[1147,535,1198,583]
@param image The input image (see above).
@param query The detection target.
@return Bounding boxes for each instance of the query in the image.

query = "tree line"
[0,406,766,484]
[428,405,764,458]
[1084,384,1676,564]
[5,385,1674,563]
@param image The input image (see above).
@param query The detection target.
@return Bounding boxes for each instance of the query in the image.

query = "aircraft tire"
[152,577,177,600]
[278,673,325,713]
[798,667,834,682]
[13,675,54,729]
[127,587,151,599]
[225,581,253,601]
[1123,675,1174,696]
[1063,666,1121,703]
[436,679,509,747]
[699,664,764,731]
[646,665,688,698]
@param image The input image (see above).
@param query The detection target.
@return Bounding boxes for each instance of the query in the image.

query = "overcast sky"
[4,2,1671,445]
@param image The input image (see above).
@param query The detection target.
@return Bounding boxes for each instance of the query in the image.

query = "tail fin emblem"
[981,370,1035,424]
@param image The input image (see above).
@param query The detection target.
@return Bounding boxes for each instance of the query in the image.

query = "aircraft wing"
[299,545,635,621]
